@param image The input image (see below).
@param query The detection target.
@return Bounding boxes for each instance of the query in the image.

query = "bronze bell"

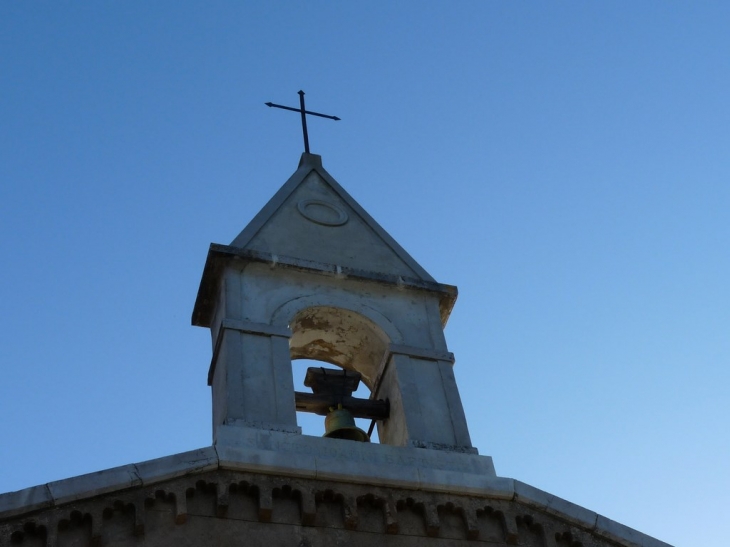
[323,406,370,442]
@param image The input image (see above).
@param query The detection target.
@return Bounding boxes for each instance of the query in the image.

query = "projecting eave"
[190,244,458,328]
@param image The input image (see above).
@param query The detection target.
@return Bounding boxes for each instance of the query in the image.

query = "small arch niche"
[289,306,391,442]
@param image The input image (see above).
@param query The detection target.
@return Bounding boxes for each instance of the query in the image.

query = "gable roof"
[229,153,436,283]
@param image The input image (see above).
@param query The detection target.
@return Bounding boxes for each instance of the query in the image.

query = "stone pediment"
[229,153,436,283]
[0,438,670,547]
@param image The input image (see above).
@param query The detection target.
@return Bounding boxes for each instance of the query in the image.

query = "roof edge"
[228,155,316,250]
[0,445,672,546]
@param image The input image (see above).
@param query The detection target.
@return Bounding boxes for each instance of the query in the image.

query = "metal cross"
[265,90,340,154]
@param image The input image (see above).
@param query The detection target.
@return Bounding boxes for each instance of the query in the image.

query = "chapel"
[0,140,671,546]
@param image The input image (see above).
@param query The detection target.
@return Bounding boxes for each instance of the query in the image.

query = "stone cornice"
[191,245,458,329]
[0,444,672,547]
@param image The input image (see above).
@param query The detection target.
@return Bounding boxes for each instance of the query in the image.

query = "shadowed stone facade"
[0,447,667,547]
[1,153,672,547]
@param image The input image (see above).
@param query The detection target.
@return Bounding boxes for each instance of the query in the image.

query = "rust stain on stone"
[296,314,333,331]
[296,339,349,365]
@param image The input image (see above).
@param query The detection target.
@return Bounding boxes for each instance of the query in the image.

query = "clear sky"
[1,4,728,546]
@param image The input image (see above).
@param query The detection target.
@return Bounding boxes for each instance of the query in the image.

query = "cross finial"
[265,90,340,154]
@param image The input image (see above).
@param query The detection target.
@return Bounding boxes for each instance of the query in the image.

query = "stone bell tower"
[0,150,672,547]
[192,152,473,453]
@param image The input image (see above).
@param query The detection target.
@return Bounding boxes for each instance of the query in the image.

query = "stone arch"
[287,306,388,390]
[272,294,402,342]
[272,296,402,390]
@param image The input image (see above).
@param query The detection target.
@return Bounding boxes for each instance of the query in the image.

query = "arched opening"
[288,306,390,389]
[288,306,391,442]
[291,359,379,442]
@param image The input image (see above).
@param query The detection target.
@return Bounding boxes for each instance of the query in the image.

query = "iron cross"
[265,90,340,154]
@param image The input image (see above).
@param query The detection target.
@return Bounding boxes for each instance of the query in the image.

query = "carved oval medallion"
[297,199,349,226]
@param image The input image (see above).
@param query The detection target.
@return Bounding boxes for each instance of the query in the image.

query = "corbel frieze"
[1,470,625,547]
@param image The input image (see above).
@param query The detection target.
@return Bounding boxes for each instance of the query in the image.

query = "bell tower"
[0,151,671,547]
[192,152,476,455]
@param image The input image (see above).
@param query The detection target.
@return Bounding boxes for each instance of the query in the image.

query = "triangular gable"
[230,153,435,282]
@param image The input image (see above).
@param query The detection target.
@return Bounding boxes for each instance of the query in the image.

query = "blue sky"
[1,4,728,546]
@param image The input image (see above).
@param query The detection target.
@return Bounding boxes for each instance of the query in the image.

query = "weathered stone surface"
[203,260,472,451]
[46,464,141,505]
[216,444,317,479]
[417,469,511,498]
[227,153,436,282]
[0,467,671,547]
[134,447,219,485]
[214,425,494,480]
[0,484,52,519]
[595,514,673,547]
[194,154,473,453]
[514,480,598,528]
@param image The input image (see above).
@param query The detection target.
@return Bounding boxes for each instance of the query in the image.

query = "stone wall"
[1,468,650,547]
